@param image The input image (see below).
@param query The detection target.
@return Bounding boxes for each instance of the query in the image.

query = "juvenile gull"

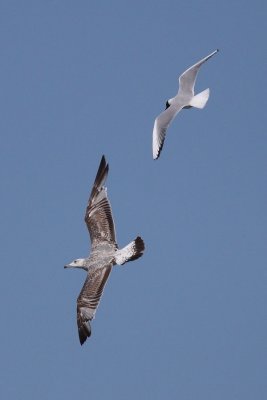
[65,155,145,345]
[152,49,219,160]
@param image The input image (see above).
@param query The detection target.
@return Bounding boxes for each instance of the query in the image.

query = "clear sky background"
[0,1,266,399]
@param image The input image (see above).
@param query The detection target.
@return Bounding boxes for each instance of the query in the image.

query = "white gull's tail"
[189,88,210,109]
[115,236,145,265]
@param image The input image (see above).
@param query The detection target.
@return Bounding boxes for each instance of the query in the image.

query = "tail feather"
[115,236,145,265]
[189,88,210,109]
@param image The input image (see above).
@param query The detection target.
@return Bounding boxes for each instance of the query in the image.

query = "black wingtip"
[100,154,106,165]
[78,321,92,345]
[154,137,165,160]
[98,155,108,176]
[92,155,109,190]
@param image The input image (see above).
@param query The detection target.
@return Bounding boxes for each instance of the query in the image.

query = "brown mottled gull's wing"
[77,265,112,345]
[84,155,117,249]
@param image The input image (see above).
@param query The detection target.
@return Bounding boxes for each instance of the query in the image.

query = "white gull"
[153,49,219,159]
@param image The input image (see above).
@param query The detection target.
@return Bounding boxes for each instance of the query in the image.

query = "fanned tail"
[189,88,210,109]
[115,236,145,265]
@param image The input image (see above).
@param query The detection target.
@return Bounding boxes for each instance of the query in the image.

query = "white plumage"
[153,49,219,160]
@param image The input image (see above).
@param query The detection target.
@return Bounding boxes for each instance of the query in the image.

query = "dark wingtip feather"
[78,320,92,345]
[154,137,165,160]
[94,155,109,187]
[85,156,109,221]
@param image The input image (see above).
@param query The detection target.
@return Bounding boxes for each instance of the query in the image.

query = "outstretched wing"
[85,155,117,249]
[152,105,183,159]
[77,265,112,345]
[178,49,218,96]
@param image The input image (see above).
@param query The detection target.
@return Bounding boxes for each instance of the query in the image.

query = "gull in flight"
[152,49,219,159]
[65,156,145,345]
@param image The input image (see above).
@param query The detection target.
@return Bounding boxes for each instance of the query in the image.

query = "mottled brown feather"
[77,265,112,345]
[84,155,117,249]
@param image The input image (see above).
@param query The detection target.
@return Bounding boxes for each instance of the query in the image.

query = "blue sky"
[0,1,266,399]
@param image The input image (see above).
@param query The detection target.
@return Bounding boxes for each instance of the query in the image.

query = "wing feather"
[153,105,183,159]
[178,49,218,96]
[84,156,117,249]
[77,265,112,345]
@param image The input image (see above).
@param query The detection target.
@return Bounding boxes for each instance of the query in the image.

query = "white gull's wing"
[178,49,218,97]
[77,265,112,345]
[152,104,183,159]
[84,155,117,250]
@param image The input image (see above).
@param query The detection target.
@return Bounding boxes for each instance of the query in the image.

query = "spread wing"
[178,49,218,97]
[152,105,183,159]
[77,265,112,345]
[84,155,117,249]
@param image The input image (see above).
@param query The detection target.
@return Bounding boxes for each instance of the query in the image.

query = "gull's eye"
[74,260,77,264]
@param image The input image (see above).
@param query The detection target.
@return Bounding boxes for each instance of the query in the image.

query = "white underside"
[188,88,210,109]
[115,240,138,265]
